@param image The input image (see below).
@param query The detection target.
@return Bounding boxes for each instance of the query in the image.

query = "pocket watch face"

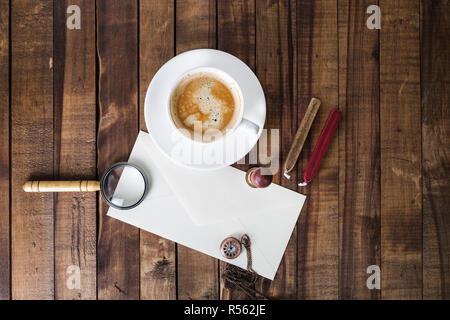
[220,237,242,259]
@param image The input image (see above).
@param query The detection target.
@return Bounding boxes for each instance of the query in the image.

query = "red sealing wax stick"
[299,108,342,186]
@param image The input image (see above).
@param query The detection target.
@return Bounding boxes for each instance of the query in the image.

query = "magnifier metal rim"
[100,162,148,210]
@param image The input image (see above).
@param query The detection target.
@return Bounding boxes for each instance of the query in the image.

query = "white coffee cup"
[167,66,259,143]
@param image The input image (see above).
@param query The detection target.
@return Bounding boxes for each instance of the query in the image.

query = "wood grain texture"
[11,0,54,299]
[338,0,381,299]
[0,0,9,300]
[175,0,219,300]
[53,0,97,300]
[176,0,216,54]
[5,0,450,300]
[297,0,339,300]
[217,0,255,73]
[421,0,450,300]
[139,0,176,300]
[255,0,297,299]
[380,0,422,300]
[217,0,255,300]
[96,0,139,300]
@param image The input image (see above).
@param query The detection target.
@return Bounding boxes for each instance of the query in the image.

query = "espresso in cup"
[169,70,242,141]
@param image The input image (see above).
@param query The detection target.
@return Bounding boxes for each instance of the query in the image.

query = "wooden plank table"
[1,0,448,300]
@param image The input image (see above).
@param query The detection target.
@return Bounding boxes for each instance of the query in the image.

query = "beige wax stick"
[22,180,100,192]
[283,97,321,179]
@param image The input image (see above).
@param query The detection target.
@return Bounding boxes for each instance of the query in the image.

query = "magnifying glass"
[23,162,148,210]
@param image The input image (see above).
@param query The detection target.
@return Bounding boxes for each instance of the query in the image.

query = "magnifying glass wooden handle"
[22,180,100,192]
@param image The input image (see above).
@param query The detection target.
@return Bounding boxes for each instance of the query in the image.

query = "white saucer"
[144,49,266,170]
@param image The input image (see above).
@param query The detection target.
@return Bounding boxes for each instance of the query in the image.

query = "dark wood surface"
[380,0,422,299]
[1,0,449,300]
[338,0,381,300]
[421,0,450,299]
[96,0,140,299]
[11,0,54,299]
[53,0,97,299]
[0,0,9,301]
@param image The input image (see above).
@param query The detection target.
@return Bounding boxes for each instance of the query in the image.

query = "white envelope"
[107,131,306,280]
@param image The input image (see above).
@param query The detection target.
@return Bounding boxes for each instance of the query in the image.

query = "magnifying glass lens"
[101,163,148,210]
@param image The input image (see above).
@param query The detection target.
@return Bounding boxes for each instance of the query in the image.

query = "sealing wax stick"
[299,108,342,186]
[282,98,321,179]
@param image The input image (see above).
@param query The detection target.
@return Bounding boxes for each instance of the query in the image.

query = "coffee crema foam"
[170,72,241,140]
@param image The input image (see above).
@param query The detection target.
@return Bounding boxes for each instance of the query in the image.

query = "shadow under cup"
[168,67,245,143]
